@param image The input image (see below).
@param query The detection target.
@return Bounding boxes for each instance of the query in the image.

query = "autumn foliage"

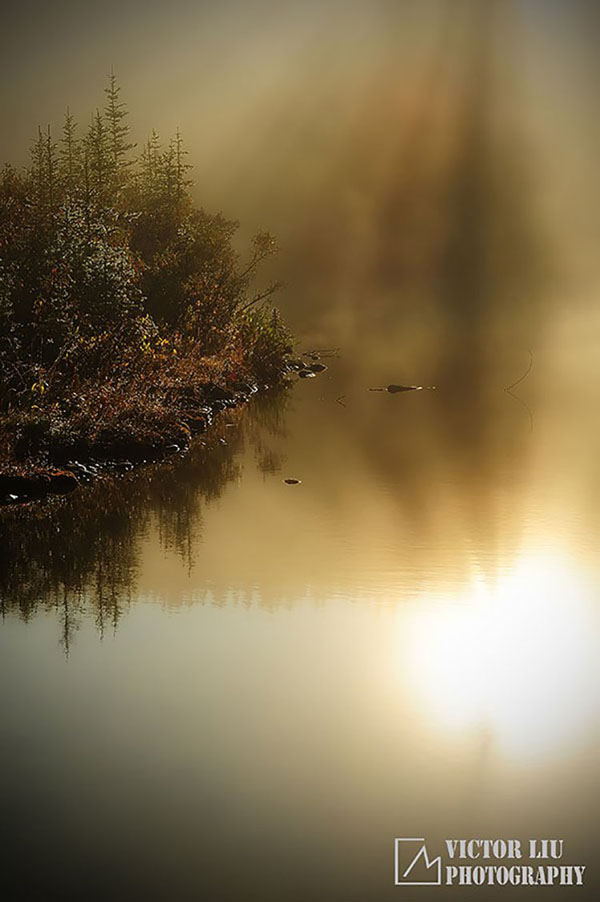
[0,76,292,464]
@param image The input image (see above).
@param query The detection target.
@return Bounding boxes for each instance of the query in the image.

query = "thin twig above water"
[504,350,534,392]
[504,350,534,432]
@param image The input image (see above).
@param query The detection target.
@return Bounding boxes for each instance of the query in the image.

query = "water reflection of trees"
[277,0,554,587]
[0,390,290,650]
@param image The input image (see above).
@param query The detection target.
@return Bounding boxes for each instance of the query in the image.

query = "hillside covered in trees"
[0,75,291,478]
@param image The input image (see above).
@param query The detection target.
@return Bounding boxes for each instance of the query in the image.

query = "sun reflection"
[396,551,598,761]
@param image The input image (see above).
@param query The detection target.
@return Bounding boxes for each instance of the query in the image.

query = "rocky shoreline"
[0,358,328,507]
[0,378,263,507]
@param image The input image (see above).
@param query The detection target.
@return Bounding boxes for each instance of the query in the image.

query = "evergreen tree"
[138,130,162,201]
[29,125,58,215]
[161,140,177,204]
[138,138,153,195]
[44,124,58,212]
[86,109,110,200]
[60,107,81,194]
[104,71,135,190]
[82,140,93,240]
[174,129,192,204]
[30,126,47,212]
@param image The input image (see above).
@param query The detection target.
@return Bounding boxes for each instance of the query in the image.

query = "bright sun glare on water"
[396,552,598,761]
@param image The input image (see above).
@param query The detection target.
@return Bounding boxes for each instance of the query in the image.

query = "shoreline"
[0,375,271,507]
[0,356,323,507]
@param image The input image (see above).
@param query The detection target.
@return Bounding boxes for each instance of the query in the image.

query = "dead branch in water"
[504,350,534,432]
[368,384,435,393]
[504,350,534,393]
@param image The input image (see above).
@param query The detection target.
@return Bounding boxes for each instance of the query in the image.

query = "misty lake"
[1,2,599,900]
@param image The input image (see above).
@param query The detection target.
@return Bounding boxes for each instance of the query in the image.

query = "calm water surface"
[1,2,599,899]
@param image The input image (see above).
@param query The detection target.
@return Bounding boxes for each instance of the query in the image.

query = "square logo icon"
[394,838,442,886]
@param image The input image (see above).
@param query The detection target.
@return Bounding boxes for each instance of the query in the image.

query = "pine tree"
[174,129,192,204]
[161,140,177,204]
[44,125,58,212]
[139,130,161,201]
[82,140,93,240]
[29,125,58,215]
[104,71,135,191]
[86,109,110,200]
[30,126,47,212]
[60,108,81,194]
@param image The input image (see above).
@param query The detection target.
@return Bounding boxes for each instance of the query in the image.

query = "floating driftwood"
[369,384,436,393]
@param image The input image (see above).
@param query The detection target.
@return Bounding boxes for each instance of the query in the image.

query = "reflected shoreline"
[0,387,291,648]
